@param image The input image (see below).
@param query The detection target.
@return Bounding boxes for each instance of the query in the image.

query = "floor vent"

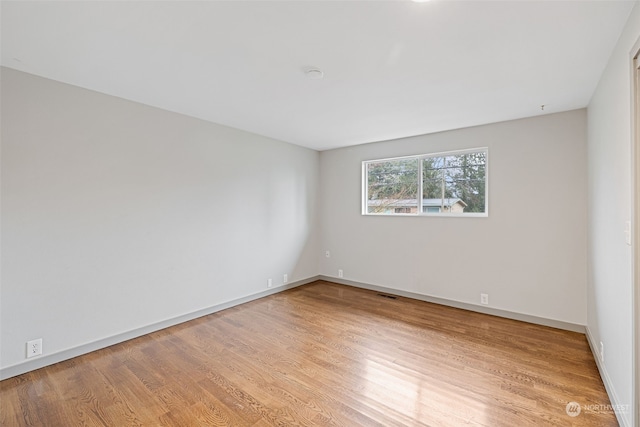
[377,294,397,300]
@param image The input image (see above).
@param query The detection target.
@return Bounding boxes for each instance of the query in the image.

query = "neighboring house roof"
[422,198,467,208]
[367,198,467,207]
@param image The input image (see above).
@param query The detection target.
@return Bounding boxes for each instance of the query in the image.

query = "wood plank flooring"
[0,281,618,426]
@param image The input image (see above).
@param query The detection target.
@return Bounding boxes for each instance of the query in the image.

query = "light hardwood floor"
[0,281,618,426]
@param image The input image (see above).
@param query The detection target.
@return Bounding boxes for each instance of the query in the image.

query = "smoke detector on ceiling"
[304,68,324,80]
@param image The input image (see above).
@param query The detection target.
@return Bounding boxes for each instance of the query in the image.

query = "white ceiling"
[1,1,635,151]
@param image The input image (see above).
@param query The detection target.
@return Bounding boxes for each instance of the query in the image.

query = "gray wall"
[587,3,639,426]
[3,45,633,422]
[319,110,588,326]
[0,68,320,374]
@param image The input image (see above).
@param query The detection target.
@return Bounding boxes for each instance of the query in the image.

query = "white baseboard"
[0,275,591,382]
[319,275,586,333]
[322,276,635,424]
[585,326,632,427]
[3,275,626,426]
[0,276,317,380]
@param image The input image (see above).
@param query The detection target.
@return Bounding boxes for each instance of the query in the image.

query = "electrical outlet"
[599,341,604,362]
[480,293,489,305]
[267,278,272,288]
[283,274,288,284]
[338,269,343,278]
[325,250,331,258]
[27,339,42,358]
[625,221,632,246]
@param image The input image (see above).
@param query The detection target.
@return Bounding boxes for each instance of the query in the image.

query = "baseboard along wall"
[2,275,591,384]
[318,275,585,333]
[585,326,631,427]
[0,277,318,380]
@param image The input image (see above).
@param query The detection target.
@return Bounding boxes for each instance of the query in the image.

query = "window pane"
[422,151,486,214]
[363,148,487,216]
[366,158,419,214]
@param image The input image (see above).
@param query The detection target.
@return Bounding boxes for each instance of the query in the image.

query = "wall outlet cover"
[27,339,42,358]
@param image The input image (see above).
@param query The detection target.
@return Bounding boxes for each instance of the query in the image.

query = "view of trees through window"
[365,149,487,215]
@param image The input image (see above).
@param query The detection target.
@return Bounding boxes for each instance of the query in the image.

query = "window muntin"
[364,148,488,216]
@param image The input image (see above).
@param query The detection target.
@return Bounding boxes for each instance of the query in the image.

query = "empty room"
[1,1,638,426]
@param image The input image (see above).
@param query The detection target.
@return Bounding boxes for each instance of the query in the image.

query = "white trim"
[630,36,640,427]
[361,161,369,215]
[322,279,631,422]
[364,212,489,219]
[362,146,489,164]
[0,276,318,380]
[586,327,632,427]
[3,273,614,417]
[318,275,585,333]
[418,154,424,214]
[363,147,489,217]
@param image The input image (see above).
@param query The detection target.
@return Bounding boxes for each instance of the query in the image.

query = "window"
[394,207,412,213]
[424,206,441,213]
[363,148,488,216]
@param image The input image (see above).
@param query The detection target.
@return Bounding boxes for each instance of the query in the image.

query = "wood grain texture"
[0,281,618,426]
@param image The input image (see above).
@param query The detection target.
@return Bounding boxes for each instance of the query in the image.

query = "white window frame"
[362,147,489,217]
